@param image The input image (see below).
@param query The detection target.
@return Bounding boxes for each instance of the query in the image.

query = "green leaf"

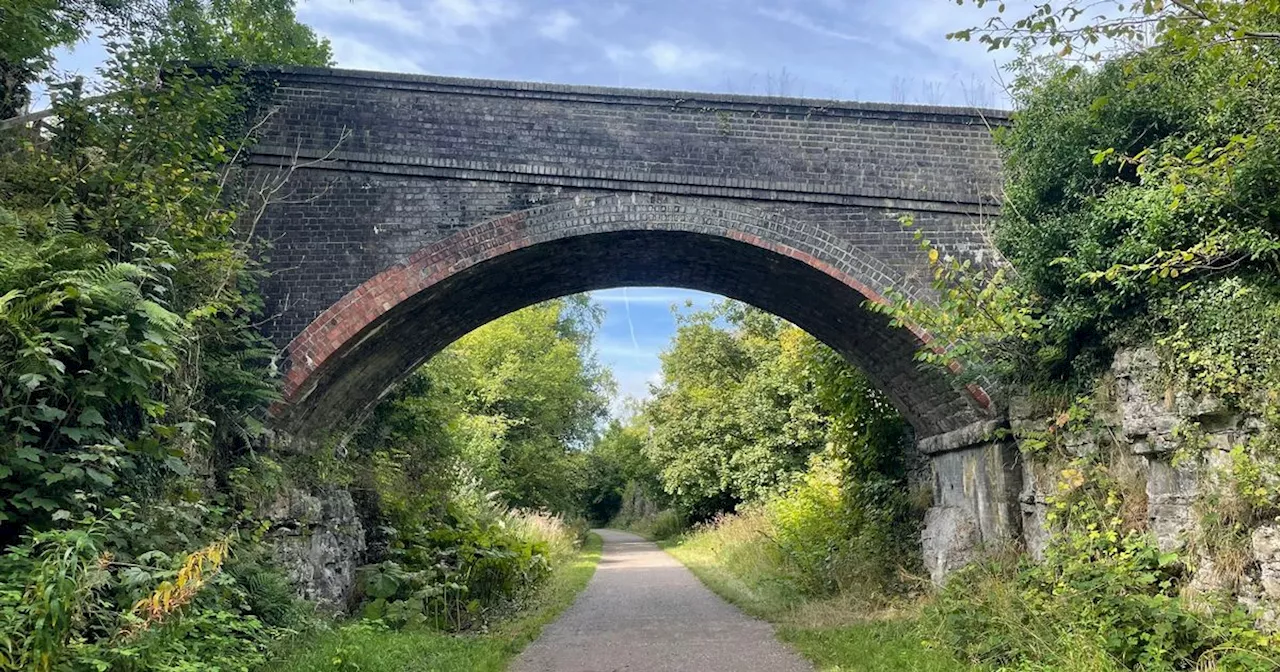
[84,467,114,486]
[34,404,67,422]
[14,446,42,463]
[374,575,403,600]
[164,456,191,476]
[78,408,106,426]
[18,373,47,391]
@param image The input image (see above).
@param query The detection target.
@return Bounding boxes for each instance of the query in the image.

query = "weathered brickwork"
[244,66,1019,584]
[247,67,1006,437]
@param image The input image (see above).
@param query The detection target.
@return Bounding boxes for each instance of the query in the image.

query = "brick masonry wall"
[244,67,1009,442]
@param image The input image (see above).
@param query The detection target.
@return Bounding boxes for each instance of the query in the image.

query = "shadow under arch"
[273,194,993,440]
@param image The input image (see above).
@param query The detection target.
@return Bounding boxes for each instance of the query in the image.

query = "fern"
[236,568,301,628]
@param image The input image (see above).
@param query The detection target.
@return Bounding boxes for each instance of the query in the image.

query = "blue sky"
[44,0,1006,410]
[591,288,722,414]
[291,0,1007,104]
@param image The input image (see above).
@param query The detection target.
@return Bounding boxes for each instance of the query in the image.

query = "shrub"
[641,510,687,541]
[0,511,308,672]
[354,475,583,632]
[609,481,662,528]
[507,509,586,563]
[926,460,1280,671]
[762,442,920,598]
[623,509,687,541]
[764,454,846,594]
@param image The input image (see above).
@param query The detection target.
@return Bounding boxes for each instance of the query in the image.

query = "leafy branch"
[866,217,1043,383]
[950,0,1280,60]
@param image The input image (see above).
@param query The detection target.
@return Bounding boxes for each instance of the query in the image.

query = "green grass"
[266,532,602,672]
[658,534,802,619]
[661,522,974,672]
[777,623,971,672]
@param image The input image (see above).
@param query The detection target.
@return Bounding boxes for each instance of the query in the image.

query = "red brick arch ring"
[273,194,994,441]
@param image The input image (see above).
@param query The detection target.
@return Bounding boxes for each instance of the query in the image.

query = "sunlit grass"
[265,532,602,671]
[658,509,806,618]
[778,621,971,672]
[661,515,974,672]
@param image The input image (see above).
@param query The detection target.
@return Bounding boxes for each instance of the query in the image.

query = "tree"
[0,0,130,118]
[869,2,1280,391]
[0,0,338,668]
[641,302,830,517]
[154,0,331,67]
[353,297,614,518]
[428,298,612,511]
[579,418,661,524]
[0,0,332,535]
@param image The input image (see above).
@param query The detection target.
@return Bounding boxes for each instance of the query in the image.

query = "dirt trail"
[511,529,812,672]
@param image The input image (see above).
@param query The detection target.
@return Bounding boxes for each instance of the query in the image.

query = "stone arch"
[273,193,994,441]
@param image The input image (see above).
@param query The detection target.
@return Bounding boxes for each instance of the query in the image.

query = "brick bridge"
[246,67,1019,578]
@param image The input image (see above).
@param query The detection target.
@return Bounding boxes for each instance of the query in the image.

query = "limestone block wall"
[1012,347,1280,625]
[264,486,366,608]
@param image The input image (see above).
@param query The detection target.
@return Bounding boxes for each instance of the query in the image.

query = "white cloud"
[300,0,424,35]
[538,9,579,41]
[592,288,715,305]
[604,44,634,64]
[865,0,1009,79]
[432,0,517,29]
[597,343,658,360]
[608,368,663,418]
[756,7,873,44]
[325,34,422,72]
[301,0,518,44]
[643,41,725,73]
[606,40,729,75]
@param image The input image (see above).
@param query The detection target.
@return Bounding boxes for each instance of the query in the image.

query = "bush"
[764,454,851,594]
[763,442,920,598]
[698,509,798,586]
[926,460,1280,671]
[632,510,687,541]
[609,481,661,527]
[610,480,686,540]
[353,475,583,632]
[662,450,916,616]
[0,510,308,672]
[507,509,587,562]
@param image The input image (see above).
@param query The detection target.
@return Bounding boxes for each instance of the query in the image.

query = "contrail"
[622,287,639,350]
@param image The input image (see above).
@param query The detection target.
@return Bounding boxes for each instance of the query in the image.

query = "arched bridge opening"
[271,195,989,439]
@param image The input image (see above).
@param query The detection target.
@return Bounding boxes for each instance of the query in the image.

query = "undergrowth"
[661,511,964,672]
[266,532,602,672]
[663,446,1280,671]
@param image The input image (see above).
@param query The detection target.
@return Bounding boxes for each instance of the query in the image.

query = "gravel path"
[511,529,812,672]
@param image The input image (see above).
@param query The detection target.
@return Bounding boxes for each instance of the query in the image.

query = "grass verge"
[661,533,970,672]
[266,532,603,672]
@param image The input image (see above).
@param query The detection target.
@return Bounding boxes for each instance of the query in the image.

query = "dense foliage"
[641,303,829,516]
[605,300,918,596]
[0,0,610,659]
[347,297,611,522]
[887,1,1280,396]
[867,2,1280,670]
[336,298,608,632]
[0,1,341,668]
[0,0,128,117]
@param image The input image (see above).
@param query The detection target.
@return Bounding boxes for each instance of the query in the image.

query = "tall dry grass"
[507,509,587,563]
